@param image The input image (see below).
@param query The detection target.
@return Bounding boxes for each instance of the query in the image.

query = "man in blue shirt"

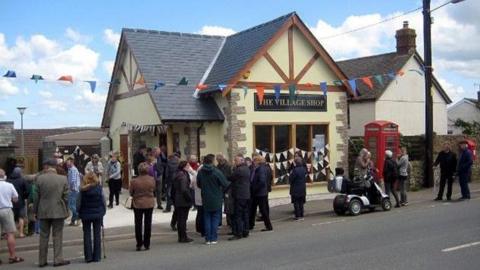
[457,141,473,200]
[66,157,81,226]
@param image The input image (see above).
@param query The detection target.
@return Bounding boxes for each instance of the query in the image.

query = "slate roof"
[201,12,295,94]
[337,52,411,101]
[123,29,226,122]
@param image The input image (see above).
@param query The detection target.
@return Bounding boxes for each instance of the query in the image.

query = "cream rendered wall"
[375,56,448,135]
[109,93,161,150]
[200,122,225,157]
[447,100,480,134]
[349,102,376,136]
[213,93,229,156]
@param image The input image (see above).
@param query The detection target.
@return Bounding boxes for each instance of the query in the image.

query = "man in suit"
[457,141,473,200]
[34,159,70,267]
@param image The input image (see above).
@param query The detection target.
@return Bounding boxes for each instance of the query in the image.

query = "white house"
[340,22,452,136]
[447,94,480,134]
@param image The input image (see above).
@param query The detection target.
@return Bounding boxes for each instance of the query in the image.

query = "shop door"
[120,134,130,189]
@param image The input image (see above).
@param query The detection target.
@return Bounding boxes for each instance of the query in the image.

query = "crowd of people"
[0,140,473,267]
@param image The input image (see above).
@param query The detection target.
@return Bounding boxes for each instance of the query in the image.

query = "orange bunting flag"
[256,86,265,104]
[361,77,373,90]
[196,84,208,90]
[397,70,405,76]
[305,82,313,87]
[135,76,145,85]
[58,75,73,83]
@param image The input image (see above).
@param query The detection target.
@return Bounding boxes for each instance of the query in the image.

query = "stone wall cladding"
[335,95,349,172]
[183,125,199,157]
[224,92,247,161]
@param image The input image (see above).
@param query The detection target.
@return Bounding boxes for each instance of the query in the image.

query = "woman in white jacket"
[189,165,204,236]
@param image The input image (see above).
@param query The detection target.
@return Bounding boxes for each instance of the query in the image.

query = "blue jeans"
[458,173,471,199]
[203,209,222,242]
[68,191,79,222]
[82,218,102,262]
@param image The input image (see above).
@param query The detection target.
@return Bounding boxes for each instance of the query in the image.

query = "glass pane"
[274,125,291,185]
[296,125,309,152]
[312,125,328,182]
[368,137,378,163]
[255,125,272,153]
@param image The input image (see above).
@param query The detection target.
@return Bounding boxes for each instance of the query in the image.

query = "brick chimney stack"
[395,21,416,55]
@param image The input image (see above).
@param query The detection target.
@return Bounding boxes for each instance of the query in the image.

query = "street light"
[423,0,466,188]
[17,107,27,157]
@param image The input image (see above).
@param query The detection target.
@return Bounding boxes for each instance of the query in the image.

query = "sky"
[0,0,479,129]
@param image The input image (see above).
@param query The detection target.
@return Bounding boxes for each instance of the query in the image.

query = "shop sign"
[254,94,327,112]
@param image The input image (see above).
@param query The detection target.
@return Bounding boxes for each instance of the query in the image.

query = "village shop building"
[101,12,354,188]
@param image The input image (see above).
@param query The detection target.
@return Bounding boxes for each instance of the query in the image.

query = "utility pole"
[423,0,434,188]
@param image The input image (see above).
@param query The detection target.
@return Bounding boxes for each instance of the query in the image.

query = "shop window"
[255,125,272,154]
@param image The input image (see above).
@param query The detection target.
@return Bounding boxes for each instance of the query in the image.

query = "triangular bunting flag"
[289,148,294,155]
[58,75,73,83]
[288,84,296,102]
[387,72,396,80]
[196,84,208,90]
[85,81,96,93]
[269,163,274,171]
[274,177,280,184]
[324,156,330,163]
[333,80,343,86]
[282,161,288,168]
[255,149,261,154]
[276,162,281,170]
[320,148,324,155]
[312,163,318,170]
[256,86,265,104]
[275,153,281,161]
[3,70,16,78]
[321,169,326,176]
[319,160,324,167]
[374,75,384,86]
[218,84,227,92]
[320,82,328,96]
[325,144,330,151]
[154,80,165,90]
[31,74,44,83]
[274,84,281,102]
[135,76,145,86]
[307,151,312,158]
[348,79,357,95]
[178,77,188,85]
[242,85,248,99]
[309,173,314,179]
[269,153,274,161]
[361,77,373,90]
[397,70,405,76]
[283,150,288,158]
[301,150,306,157]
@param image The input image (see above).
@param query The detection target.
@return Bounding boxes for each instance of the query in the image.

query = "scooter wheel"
[349,199,362,216]
[381,198,392,211]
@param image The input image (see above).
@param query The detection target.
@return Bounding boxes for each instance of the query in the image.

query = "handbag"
[124,196,133,209]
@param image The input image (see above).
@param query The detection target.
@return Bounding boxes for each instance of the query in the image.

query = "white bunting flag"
[84,154,89,161]
[274,177,280,184]
[282,161,288,168]
[276,153,281,160]
[320,148,325,155]
[319,160,324,167]
[321,169,326,175]
[324,156,330,163]
[289,148,294,155]
[269,153,274,161]
[276,162,282,170]
[309,173,314,179]
[307,151,312,158]
[269,163,274,170]
[325,144,330,151]
[301,150,306,157]
[283,150,288,158]
[255,149,261,154]
[313,163,318,170]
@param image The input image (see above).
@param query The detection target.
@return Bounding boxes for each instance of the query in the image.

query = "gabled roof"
[337,52,411,101]
[122,29,226,122]
[337,51,452,104]
[44,130,106,146]
[201,12,295,94]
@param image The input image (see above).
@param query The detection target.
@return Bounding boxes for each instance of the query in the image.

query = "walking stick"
[102,224,106,259]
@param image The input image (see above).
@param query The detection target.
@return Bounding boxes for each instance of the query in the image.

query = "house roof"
[122,29,226,122]
[337,51,452,104]
[201,12,296,94]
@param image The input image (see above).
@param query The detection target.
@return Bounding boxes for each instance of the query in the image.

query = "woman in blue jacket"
[77,172,106,263]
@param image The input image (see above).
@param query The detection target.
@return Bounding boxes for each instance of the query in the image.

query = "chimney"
[395,21,416,55]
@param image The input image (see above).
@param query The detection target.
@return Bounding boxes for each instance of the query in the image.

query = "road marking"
[312,219,346,226]
[442,241,480,252]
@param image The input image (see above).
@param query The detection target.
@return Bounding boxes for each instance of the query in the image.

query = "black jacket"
[166,156,179,184]
[383,157,398,183]
[289,166,307,197]
[434,151,457,177]
[133,151,146,176]
[7,168,29,209]
[229,164,251,200]
[173,170,192,208]
[251,165,268,197]
[155,153,168,179]
[217,162,232,179]
[457,149,473,176]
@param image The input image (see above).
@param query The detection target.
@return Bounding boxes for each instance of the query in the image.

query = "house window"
[254,123,329,186]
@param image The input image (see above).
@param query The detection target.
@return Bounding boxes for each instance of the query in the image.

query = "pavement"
[4,182,478,254]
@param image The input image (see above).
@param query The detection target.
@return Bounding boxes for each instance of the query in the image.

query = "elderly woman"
[85,154,104,185]
[77,172,106,263]
[383,150,400,208]
[354,148,370,178]
[289,157,308,220]
[174,161,194,243]
[129,162,156,251]
[397,147,409,206]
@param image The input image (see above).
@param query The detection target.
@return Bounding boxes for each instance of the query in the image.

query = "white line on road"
[442,241,480,252]
[312,219,346,226]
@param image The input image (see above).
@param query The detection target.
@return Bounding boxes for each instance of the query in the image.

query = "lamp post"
[17,107,27,157]
[423,0,465,188]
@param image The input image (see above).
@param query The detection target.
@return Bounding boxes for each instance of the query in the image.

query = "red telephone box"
[364,121,401,180]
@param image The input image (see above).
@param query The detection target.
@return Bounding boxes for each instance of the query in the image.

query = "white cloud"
[0,78,19,96]
[0,110,6,116]
[65,28,91,43]
[103,29,120,48]
[103,60,114,76]
[38,90,53,98]
[437,77,465,102]
[198,26,236,36]
[43,99,67,111]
